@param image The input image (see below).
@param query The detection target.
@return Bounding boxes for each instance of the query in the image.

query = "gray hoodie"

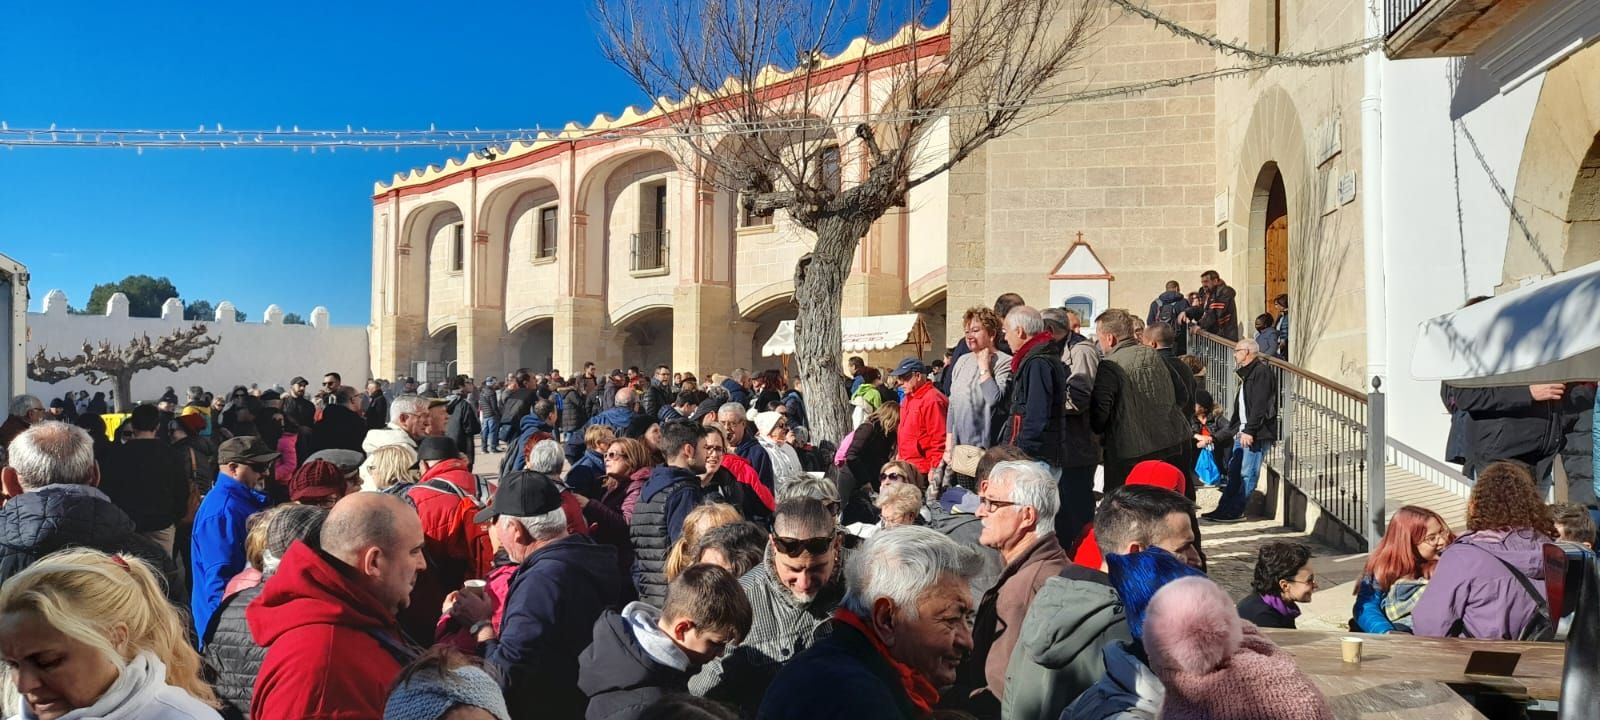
[1001,568,1132,720]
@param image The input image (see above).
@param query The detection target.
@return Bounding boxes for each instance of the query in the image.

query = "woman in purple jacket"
[1413,461,1558,640]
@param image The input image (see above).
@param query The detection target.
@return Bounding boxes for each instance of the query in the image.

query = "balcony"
[630,228,670,275]
[1384,0,1541,59]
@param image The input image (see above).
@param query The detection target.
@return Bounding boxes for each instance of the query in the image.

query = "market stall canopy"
[760,314,930,357]
[1412,259,1600,387]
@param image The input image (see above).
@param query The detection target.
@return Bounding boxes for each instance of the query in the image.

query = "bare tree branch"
[28,324,220,412]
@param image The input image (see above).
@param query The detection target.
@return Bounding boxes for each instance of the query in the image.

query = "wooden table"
[1262,629,1564,719]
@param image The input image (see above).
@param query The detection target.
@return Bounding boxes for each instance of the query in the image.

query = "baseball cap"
[475,469,563,523]
[417,436,460,462]
[889,357,928,378]
[288,460,346,502]
[217,436,281,466]
[291,376,309,386]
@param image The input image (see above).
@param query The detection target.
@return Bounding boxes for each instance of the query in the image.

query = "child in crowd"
[1253,313,1280,356]
[1552,502,1596,552]
[578,564,754,720]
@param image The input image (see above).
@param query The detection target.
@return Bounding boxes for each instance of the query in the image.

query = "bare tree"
[596,0,1096,442]
[28,325,220,412]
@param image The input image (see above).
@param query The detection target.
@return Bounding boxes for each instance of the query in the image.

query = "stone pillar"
[376,314,425,382]
[553,296,612,375]
[672,284,736,377]
[731,320,759,375]
[456,307,506,379]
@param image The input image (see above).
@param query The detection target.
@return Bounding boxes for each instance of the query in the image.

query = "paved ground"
[477,445,1365,630]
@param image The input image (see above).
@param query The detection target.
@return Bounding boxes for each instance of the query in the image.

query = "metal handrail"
[1191,329,1367,402]
[630,228,670,272]
[1384,0,1429,36]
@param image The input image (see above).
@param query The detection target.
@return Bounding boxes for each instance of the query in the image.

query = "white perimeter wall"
[1380,58,1544,458]
[25,291,369,404]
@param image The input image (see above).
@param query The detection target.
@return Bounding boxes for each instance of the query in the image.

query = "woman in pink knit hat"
[1142,576,1333,720]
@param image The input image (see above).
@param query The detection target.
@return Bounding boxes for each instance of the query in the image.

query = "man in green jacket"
[1089,309,1191,492]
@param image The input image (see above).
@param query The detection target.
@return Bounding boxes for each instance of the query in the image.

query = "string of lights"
[1103,0,1381,67]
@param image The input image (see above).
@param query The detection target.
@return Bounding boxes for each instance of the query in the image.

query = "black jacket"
[281,395,316,432]
[578,609,691,720]
[499,388,536,428]
[99,438,190,532]
[478,386,503,421]
[758,620,919,720]
[487,534,624,720]
[1001,337,1069,467]
[1450,385,1563,472]
[364,393,389,430]
[559,387,588,433]
[0,485,180,600]
[640,381,673,421]
[1227,359,1279,443]
[1201,283,1240,341]
[841,421,896,507]
[307,404,367,457]
[203,584,266,720]
[1236,592,1297,629]
[445,393,480,455]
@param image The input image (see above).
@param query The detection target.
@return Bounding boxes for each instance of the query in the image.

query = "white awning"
[1411,259,1600,386]
[760,314,930,357]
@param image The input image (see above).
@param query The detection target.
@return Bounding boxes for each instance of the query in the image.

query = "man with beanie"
[250,493,425,720]
[203,504,328,720]
[383,652,511,720]
[448,469,623,719]
[398,436,488,643]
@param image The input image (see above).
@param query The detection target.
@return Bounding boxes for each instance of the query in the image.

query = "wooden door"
[1265,214,1288,313]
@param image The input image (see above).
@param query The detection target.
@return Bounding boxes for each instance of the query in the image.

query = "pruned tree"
[596,0,1098,442]
[27,325,220,412]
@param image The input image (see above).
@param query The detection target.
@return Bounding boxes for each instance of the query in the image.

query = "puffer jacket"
[691,552,847,709]
[628,465,704,606]
[1060,640,1163,720]
[1090,339,1190,461]
[578,602,693,720]
[397,461,484,644]
[204,584,267,720]
[897,381,949,473]
[1002,568,1131,720]
[0,484,180,600]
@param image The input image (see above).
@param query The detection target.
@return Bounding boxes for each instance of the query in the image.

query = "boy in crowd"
[578,564,753,720]
[1254,313,1280,356]
[1552,502,1596,553]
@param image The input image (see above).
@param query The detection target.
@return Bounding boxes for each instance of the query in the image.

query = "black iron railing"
[1190,329,1372,543]
[1385,0,1429,36]
[631,228,669,272]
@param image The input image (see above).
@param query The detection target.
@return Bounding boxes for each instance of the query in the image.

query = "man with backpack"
[1147,281,1189,355]
[391,436,492,644]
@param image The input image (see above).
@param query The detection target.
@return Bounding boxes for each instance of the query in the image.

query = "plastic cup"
[1341,636,1364,664]
[462,579,487,599]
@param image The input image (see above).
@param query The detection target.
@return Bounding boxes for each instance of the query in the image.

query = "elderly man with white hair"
[1200,338,1280,522]
[955,460,1071,709]
[361,393,430,454]
[450,462,624,719]
[719,401,775,490]
[759,524,983,719]
[0,394,44,448]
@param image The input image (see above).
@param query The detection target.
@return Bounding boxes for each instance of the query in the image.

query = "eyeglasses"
[604,451,626,460]
[978,496,1018,511]
[703,445,727,455]
[772,533,836,557]
[1422,532,1450,545]
[1286,573,1317,586]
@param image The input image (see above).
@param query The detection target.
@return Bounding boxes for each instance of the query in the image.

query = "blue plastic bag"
[1196,445,1222,487]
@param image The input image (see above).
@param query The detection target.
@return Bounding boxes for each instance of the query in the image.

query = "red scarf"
[832,609,940,717]
[1009,332,1052,374]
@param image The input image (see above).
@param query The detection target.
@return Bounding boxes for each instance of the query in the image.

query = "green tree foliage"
[283,312,306,325]
[84,275,179,317]
[183,299,214,321]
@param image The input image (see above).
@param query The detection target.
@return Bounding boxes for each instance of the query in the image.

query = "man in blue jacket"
[453,469,623,719]
[191,436,276,641]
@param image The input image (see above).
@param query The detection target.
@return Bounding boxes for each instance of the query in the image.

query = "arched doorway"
[510,319,554,375]
[1255,163,1289,315]
[1565,133,1600,270]
[746,297,798,372]
[617,308,674,372]
[419,326,458,385]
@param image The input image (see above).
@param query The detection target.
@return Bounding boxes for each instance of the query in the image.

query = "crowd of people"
[0,268,1587,720]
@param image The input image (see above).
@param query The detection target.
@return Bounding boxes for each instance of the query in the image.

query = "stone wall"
[26,291,369,403]
[948,0,1219,336]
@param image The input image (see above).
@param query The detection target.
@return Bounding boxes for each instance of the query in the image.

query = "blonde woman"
[360,444,419,492]
[664,503,743,581]
[0,549,220,719]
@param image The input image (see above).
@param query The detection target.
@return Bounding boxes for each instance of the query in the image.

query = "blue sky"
[0,2,942,324]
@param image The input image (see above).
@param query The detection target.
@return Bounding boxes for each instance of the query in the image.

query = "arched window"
[1063,295,1094,325]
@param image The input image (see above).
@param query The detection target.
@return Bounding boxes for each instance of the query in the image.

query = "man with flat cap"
[890,357,949,475]
[449,468,623,719]
[192,435,279,640]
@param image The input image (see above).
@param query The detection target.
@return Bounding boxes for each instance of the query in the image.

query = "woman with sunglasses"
[598,437,659,524]
[1351,505,1453,633]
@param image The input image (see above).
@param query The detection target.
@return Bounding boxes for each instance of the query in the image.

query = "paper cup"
[462,579,487,599]
[1340,636,1364,664]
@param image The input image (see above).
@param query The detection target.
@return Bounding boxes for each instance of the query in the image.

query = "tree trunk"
[113,374,133,413]
[793,215,875,446]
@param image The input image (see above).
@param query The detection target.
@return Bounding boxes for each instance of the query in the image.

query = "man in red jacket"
[248,492,426,720]
[890,357,949,475]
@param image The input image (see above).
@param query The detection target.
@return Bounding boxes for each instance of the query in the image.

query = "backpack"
[391,479,497,579]
[1156,296,1186,326]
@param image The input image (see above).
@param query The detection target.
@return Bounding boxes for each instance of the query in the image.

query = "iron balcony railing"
[1385,0,1429,36]
[630,228,669,272]
[1190,329,1378,546]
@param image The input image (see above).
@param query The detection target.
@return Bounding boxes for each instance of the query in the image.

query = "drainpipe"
[1362,0,1388,545]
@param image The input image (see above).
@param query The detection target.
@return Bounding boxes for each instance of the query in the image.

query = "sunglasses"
[772,533,836,557]
[880,472,906,481]
[604,451,627,460]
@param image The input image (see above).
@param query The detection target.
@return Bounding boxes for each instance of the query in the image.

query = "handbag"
[1195,445,1222,487]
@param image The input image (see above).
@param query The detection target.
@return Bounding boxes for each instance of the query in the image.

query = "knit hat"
[383,664,510,720]
[752,411,784,437]
[288,460,346,502]
[176,412,207,435]
[1143,577,1333,720]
